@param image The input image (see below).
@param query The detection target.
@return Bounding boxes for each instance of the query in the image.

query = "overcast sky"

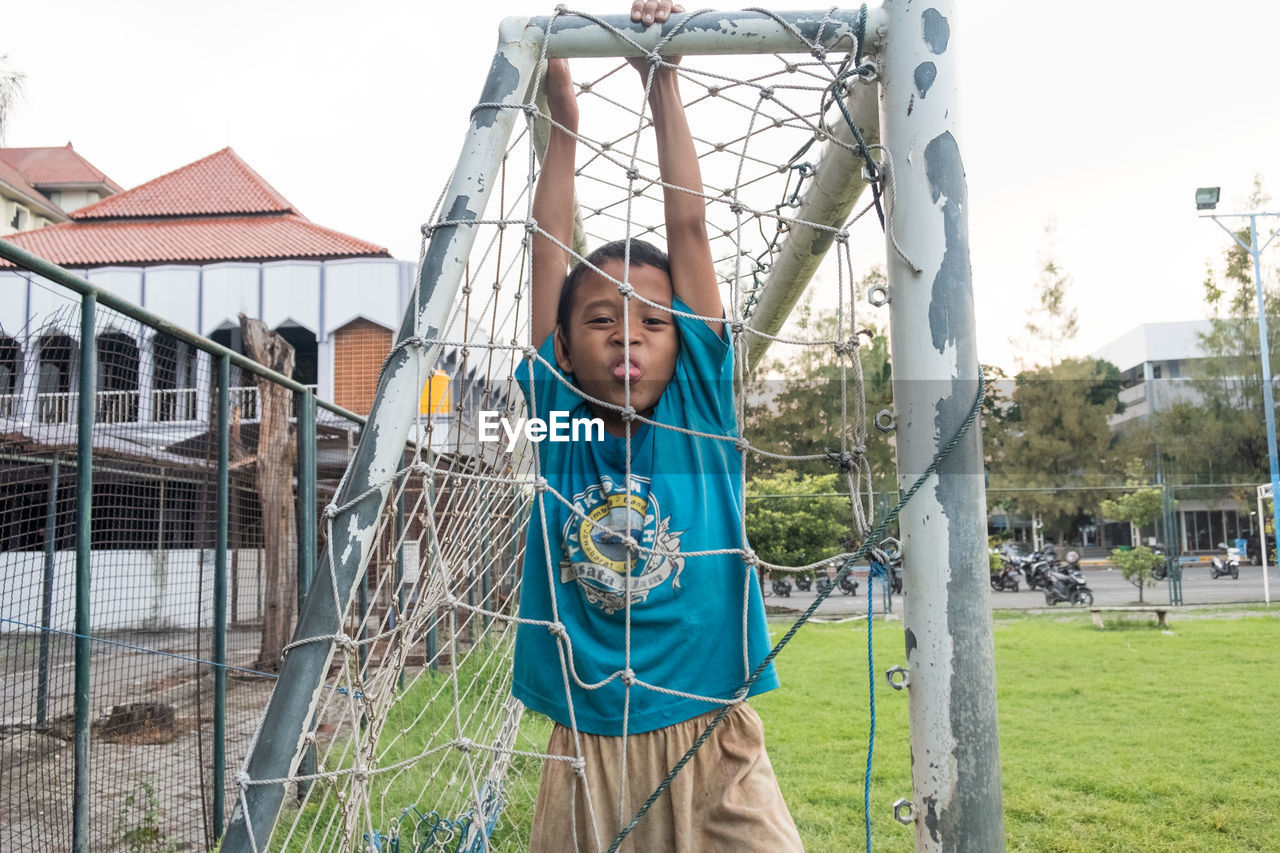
[6,0,1279,371]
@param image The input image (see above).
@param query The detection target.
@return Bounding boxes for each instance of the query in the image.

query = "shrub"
[1109,545,1163,604]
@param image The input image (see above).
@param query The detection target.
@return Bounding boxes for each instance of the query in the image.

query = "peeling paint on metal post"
[874,1,1005,849]
[220,19,541,850]
[530,9,867,59]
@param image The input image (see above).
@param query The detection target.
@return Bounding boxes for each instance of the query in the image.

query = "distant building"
[0,146,421,421]
[0,143,122,235]
[1090,320,1217,427]
[1091,321,1259,557]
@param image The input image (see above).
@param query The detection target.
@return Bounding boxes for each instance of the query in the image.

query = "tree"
[0,55,24,145]
[743,269,896,505]
[744,471,852,568]
[1013,224,1079,370]
[1118,179,1279,499]
[1099,485,1168,603]
[1109,546,1164,605]
[991,357,1125,544]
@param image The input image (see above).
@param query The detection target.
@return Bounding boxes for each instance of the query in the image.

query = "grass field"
[755,607,1280,852]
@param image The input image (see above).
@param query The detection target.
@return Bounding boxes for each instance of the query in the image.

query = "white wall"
[325,258,403,337]
[144,266,201,331]
[201,263,260,335]
[263,261,321,334]
[0,548,265,632]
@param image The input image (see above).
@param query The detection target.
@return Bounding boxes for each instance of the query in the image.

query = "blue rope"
[864,561,883,851]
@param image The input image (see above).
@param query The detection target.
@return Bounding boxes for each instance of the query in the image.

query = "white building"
[1091,320,1259,555]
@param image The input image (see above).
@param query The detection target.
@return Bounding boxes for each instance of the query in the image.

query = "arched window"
[36,333,75,424]
[0,335,19,417]
[97,331,140,423]
[153,333,198,421]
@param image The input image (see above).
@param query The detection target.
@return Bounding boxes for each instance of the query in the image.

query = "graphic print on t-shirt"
[560,475,685,614]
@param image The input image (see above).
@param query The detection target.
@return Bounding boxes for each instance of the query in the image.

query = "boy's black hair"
[556,239,671,341]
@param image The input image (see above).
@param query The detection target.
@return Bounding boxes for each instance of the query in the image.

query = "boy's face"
[554,258,679,425]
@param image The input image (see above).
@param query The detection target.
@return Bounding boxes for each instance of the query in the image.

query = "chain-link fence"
[0,244,366,851]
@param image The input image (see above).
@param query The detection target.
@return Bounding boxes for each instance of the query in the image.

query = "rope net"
[259,9,893,851]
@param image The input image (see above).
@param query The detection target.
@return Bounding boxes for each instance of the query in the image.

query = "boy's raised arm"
[531,59,580,346]
[631,1,723,337]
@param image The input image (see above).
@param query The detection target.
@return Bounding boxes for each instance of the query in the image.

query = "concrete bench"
[1089,606,1169,629]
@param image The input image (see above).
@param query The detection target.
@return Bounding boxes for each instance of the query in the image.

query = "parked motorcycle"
[1210,554,1240,580]
[1043,552,1093,606]
[794,573,813,592]
[1004,545,1054,591]
[771,575,794,597]
[989,565,1021,592]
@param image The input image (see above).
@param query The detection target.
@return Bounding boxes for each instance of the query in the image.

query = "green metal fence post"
[298,392,317,611]
[37,452,59,728]
[73,293,96,853]
[214,354,230,840]
[396,475,407,692]
[297,391,318,789]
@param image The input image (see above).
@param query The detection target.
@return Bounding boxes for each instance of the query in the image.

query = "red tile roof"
[1,146,390,267]
[0,143,123,192]
[3,214,389,266]
[72,147,295,220]
[0,159,67,221]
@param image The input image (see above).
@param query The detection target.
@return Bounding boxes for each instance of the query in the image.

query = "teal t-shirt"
[512,297,778,735]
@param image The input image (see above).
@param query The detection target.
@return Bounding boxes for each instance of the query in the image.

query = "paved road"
[764,562,1279,617]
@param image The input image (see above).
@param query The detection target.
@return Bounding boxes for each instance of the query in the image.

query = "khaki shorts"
[528,702,803,853]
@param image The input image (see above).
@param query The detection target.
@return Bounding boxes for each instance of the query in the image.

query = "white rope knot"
[619,406,637,422]
[444,593,460,609]
[759,87,775,100]
[571,757,587,776]
[322,504,340,520]
[834,229,850,244]
[455,737,475,753]
[742,548,759,567]
[646,51,662,65]
[522,346,537,360]
[625,167,640,181]
[421,223,436,237]
[578,80,592,94]
[810,45,827,61]
[707,86,720,96]
[534,476,549,493]
[337,633,360,654]
[554,3,569,12]
[548,621,568,638]
[729,319,745,336]
[728,201,746,215]
[734,437,750,453]
[833,338,858,355]
[617,282,634,297]
[621,668,637,686]
[235,772,252,789]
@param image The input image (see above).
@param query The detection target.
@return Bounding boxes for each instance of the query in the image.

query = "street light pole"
[1198,192,1280,585]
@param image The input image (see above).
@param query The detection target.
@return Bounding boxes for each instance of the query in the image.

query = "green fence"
[0,240,366,851]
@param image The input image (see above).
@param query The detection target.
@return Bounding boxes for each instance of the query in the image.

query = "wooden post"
[240,314,298,672]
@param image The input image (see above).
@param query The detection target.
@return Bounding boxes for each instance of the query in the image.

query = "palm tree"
[0,55,26,145]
